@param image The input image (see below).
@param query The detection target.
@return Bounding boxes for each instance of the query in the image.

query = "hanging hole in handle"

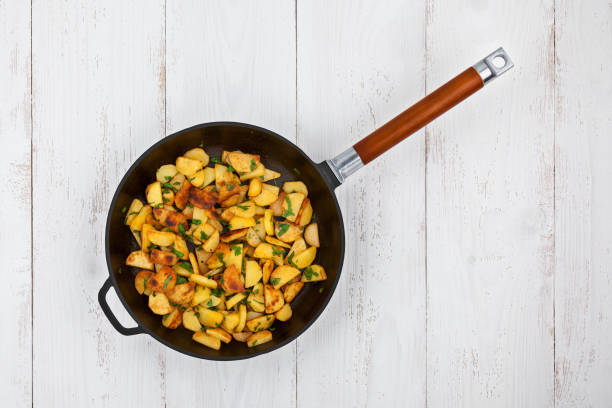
[492,55,506,68]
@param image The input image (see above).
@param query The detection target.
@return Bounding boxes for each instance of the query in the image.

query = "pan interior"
[106,123,344,359]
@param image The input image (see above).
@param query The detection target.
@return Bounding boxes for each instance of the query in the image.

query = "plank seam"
[552,0,557,405]
[424,0,430,406]
[30,0,34,405]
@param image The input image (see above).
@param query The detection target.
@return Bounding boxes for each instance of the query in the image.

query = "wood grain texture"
[164,2,297,407]
[32,1,167,406]
[554,0,612,406]
[425,1,555,407]
[0,0,32,406]
[296,1,427,406]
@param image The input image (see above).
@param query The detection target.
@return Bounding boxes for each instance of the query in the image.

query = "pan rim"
[104,121,345,361]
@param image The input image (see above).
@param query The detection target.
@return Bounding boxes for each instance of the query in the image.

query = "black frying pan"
[98,48,513,360]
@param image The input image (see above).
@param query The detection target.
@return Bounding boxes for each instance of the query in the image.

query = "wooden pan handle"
[326,48,514,184]
[353,67,483,164]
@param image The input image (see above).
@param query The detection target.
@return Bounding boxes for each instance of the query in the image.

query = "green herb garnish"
[199,141,204,148]
[179,262,193,272]
[192,219,202,225]
[303,267,318,281]
[250,159,256,171]
[236,204,249,211]
[282,196,294,217]
[172,247,184,258]
[318,286,324,293]
[227,183,234,191]
[163,275,173,290]
[227,165,234,173]
[207,299,213,307]
[272,246,284,256]
[211,157,222,164]
[216,253,225,264]
[200,231,209,240]
[270,277,280,286]
[277,223,290,236]
[293,167,301,175]
[177,276,188,284]
[232,245,242,256]
[287,251,297,267]
[162,182,178,193]
[121,207,127,213]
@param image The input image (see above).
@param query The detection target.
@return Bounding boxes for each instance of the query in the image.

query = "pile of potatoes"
[123,147,326,350]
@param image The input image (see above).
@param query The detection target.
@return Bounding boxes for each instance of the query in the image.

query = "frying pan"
[98,48,513,360]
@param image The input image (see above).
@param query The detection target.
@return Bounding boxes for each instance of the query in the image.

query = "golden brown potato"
[225,293,246,310]
[221,312,240,332]
[124,199,144,225]
[191,285,211,307]
[206,242,229,269]
[264,284,284,313]
[221,264,245,294]
[162,308,182,329]
[126,250,154,270]
[174,179,192,210]
[281,193,305,222]
[134,270,154,295]
[219,208,235,222]
[295,198,313,227]
[228,216,255,230]
[146,181,163,208]
[232,331,253,342]
[275,221,303,243]
[274,303,292,322]
[176,156,203,177]
[246,227,262,247]
[253,184,279,206]
[192,331,221,350]
[140,224,155,253]
[206,327,232,343]
[198,308,224,328]
[236,304,247,333]
[227,151,259,173]
[286,238,307,262]
[188,185,218,209]
[148,292,173,315]
[182,307,202,331]
[156,164,178,184]
[224,243,244,272]
[265,236,291,248]
[269,265,300,289]
[269,192,287,217]
[253,243,273,259]
[152,207,188,233]
[148,230,176,247]
[246,314,275,332]
[248,178,262,197]
[246,283,265,313]
[262,260,274,284]
[166,282,195,305]
[173,236,189,260]
[244,260,262,288]
[190,274,217,289]
[292,246,316,269]
[246,330,273,347]
[129,205,152,232]
[230,201,256,218]
[184,147,210,166]
[283,281,304,303]
[282,181,308,196]
[262,168,281,181]
[202,229,220,253]
[146,266,177,293]
[304,223,320,247]
[150,249,178,266]
[239,162,265,181]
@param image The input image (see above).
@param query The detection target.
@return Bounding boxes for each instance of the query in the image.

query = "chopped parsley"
[282,196,294,217]
[186,202,194,208]
[211,288,223,297]
[117,267,122,274]
[269,277,280,286]
[253,288,259,294]
[210,157,222,164]
[172,247,184,258]
[269,327,276,332]
[277,223,290,236]
[192,219,202,225]
[252,340,258,346]
[227,183,235,191]
[272,246,284,256]
[178,223,186,235]
[236,204,249,211]
[318,286,324,293]
[177,276,188,284]
[232,245,242,256]
[207,299,213,307]
[165,176,172,181]
[227,165,234,173]
[219,219,229,227]
[162,182,178,193]
[163,313,171,321]
[179,262,193,273]
[143,275,151,288]
[287,251,297,267]
[163,275,173,290]
[293,167,301,175]
[303,267,318,281]
[250,159,256,171]
[216,253,225,264]
[200,231,209,240]
[155,203,163,208]
[121,207,127,213]
[199,141,204,148]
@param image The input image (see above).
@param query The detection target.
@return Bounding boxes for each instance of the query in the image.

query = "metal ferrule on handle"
[326,47,513,184]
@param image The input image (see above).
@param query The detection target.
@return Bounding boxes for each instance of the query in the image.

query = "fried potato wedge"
[264,284,284,314]
[148,292,173,315]
[192,331,221,350]
[283,282,304,303]
[247,330,273,347]
[126,250,154,270]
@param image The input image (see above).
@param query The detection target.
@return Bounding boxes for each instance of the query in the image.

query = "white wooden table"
[2,1,611,407]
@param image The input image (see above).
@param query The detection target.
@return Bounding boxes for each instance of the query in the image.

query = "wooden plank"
[425,2,555,407]
[163,2,296,407]
[554,1,612,406]
[0,1,32,406]
[296,1,427,406]
[32,1,167,406]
